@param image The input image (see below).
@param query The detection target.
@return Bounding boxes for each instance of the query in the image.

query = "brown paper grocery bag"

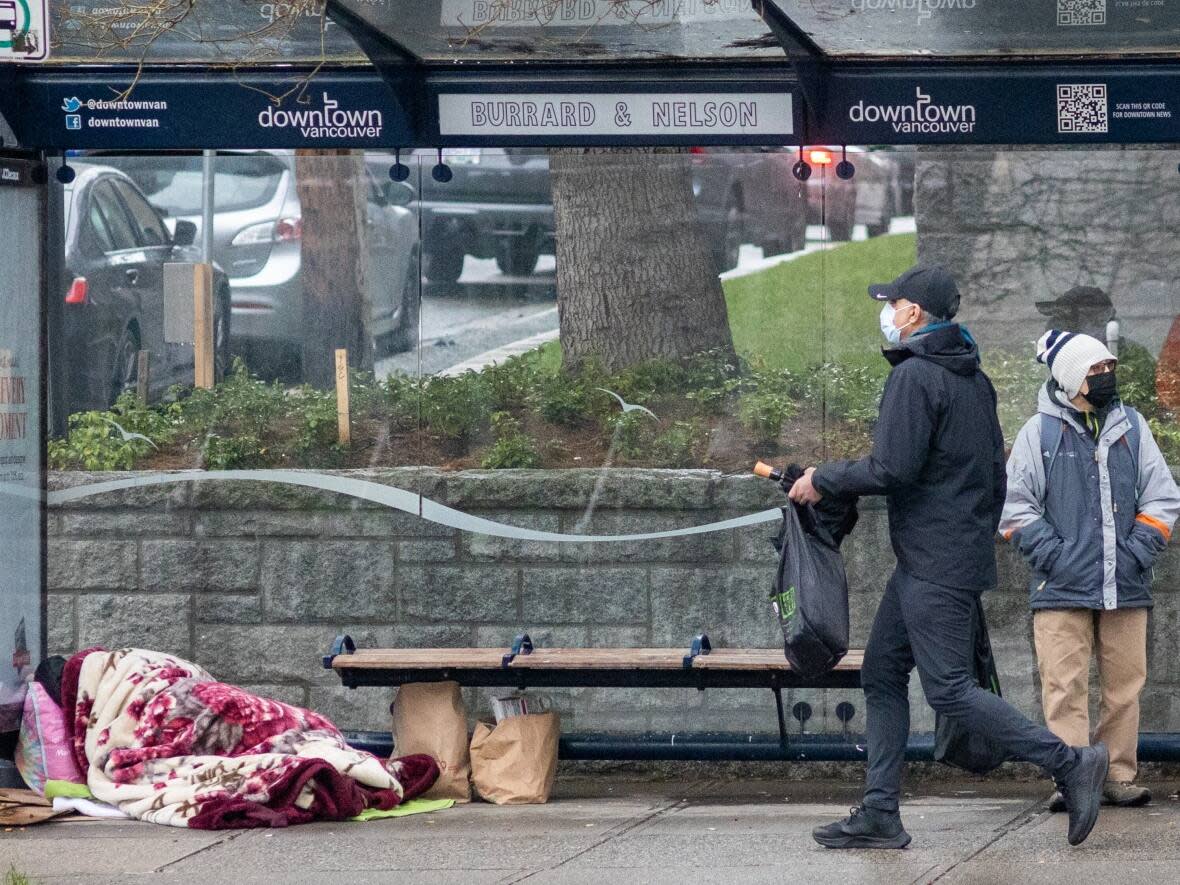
[469,711,560,805]
[390,682,472,803]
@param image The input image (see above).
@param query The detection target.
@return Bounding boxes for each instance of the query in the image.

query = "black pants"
[862,568,1078,814]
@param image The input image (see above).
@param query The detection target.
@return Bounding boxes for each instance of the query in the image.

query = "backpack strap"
[1120,404,1141,479]
[1039,412,1066,482]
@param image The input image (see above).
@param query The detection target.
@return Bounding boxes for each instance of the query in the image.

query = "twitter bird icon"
[61,97,82,113]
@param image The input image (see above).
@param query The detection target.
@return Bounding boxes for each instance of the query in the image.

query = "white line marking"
[438,327,560,377]
[43,470,782,542]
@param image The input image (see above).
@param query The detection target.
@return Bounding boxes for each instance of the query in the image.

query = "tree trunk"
[294,149,372,387]
[550,148,735,373]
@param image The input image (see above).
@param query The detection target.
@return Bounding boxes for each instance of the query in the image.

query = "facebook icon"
[65,115,81,130]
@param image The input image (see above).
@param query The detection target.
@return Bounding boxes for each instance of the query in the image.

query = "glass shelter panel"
[50,1,370,63]
[335,0,780,62]
[0,159,42,736]
[39,144,1180,740]
[771,1,1180,58]
[43,0,1180,63]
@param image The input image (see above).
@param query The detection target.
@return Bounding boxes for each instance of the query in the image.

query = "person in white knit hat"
[1001,330,1180,810]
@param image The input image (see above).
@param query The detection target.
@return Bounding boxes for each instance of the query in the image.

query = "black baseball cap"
[868,264,960,321]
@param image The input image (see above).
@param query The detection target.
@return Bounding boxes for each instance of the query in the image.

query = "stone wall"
[914,146,1180,355]
[45,468,1180,737]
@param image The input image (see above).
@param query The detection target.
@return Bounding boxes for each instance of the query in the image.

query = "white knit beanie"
[1036,330,1117,399]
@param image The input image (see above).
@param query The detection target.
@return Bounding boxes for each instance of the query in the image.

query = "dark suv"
[416,148,807,283]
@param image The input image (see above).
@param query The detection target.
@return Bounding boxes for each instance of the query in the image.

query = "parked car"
[689,147,809,270]
[414,147,808,282]
[103,151,420,375]
[804,146,901,241]
[61,163,232,412]
[413,148,553,283]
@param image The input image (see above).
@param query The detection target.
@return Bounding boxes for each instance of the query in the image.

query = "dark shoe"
[1102,781,1151,807]
[1048,790,1066,813]
[812,805,912,849]
[1060,743,1109,846]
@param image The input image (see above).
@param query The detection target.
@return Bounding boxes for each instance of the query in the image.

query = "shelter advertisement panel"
[0,156,42,731]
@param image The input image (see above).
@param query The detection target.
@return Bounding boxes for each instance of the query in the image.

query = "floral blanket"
[62,647,437,829]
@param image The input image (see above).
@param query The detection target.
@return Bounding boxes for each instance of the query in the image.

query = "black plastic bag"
[770,501,850,679]
[773,464,859,546]
[933,595,1007,775]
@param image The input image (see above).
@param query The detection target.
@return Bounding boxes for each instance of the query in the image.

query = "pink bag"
[14,682,85,794]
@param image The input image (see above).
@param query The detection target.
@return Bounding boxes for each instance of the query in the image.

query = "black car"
[61,163,231,411]
[415,148,553,283]
[415,148,808,283]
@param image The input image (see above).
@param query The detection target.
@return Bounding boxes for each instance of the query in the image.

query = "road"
[374,255,558,378]
[376,218,917,380]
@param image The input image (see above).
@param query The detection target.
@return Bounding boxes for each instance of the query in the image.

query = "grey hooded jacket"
[1000,383,1180,610]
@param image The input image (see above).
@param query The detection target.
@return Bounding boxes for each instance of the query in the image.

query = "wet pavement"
[6,771,1179,884]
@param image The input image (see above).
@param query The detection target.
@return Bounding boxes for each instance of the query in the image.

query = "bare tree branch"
[454,0,724,52]
[54,0,330,105]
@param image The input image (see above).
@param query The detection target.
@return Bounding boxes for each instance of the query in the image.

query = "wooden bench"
[324,633,864,749]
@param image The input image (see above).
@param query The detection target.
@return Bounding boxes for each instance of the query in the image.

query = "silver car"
[104,151,420,374]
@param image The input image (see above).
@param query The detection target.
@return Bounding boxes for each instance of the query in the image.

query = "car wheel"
[213,287,232,382]
[791,223,808,253]
[827,218,853,241]
[866,188,896,238]
[423,244,464,285]
[378,255,421,357]
[495,235,542,277]
[110,324,140,406]
[713,201,743,272]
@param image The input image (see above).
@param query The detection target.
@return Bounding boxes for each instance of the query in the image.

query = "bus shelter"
[1,0,1179,765]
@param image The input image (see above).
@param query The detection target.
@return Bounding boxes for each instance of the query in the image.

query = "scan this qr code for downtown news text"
[1057,84,1109,133]
[1057,0,1106,25]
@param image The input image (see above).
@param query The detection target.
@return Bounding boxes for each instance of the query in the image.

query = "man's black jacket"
[812,324,1007,591]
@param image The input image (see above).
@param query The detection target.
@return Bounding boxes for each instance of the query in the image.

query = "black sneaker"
[812,805,912,849]
[1059,743,1109,846]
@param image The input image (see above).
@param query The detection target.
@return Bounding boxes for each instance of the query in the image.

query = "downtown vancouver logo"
[851,0,977,22]
[848,87,976,134]
[258,91,384,140]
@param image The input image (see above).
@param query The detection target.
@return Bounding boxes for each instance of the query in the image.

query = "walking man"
[789,265,1109,849]
[1001,331,1180,810]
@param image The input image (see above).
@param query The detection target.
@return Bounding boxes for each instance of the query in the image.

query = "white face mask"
[880,302,918,345]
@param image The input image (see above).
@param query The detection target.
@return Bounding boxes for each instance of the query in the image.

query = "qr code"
[1057,84,1108,133]
[1057,0,1106,25]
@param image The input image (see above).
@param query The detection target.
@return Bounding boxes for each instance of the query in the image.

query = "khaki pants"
[1033,608,1148,783]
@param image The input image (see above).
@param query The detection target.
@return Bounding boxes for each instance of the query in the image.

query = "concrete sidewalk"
[5,771,1179,884]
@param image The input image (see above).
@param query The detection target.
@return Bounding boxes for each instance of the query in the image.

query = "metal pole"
[200,150,214,263]
[1106,319,1120,359]
[340,729,1180,763]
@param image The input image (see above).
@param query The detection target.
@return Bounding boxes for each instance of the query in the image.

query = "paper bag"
[390,682,472,803]
[469,711,560,805]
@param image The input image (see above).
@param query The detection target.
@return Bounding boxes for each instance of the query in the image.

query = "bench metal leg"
[772,687,788,750]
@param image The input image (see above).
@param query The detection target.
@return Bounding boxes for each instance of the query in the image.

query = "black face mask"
[1084,370,1118,410]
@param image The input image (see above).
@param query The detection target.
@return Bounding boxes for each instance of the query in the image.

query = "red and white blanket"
[62,647,436,829]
